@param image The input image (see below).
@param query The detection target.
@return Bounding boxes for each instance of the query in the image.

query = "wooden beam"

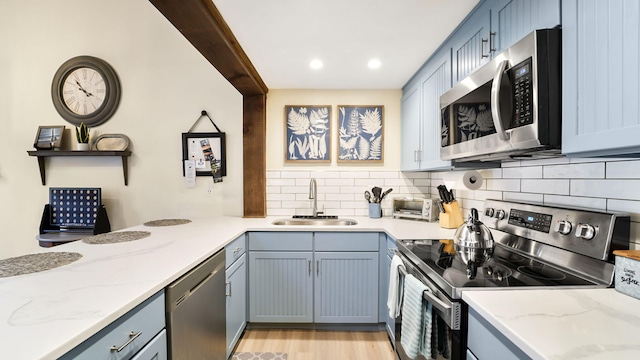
[243,95,266,217]
[149,0,268,96]
[149,0,268,217]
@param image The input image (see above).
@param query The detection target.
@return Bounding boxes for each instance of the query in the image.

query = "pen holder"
[439,200,464,229]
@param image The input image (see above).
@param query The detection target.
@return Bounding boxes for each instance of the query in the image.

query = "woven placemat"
[143,219,191,227]
[232,353,287,360]
[82,231,151,244]
[0,252,82,278]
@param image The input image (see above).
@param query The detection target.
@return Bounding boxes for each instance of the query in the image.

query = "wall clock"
[51,55,121,126]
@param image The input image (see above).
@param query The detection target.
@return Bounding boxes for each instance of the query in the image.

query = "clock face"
[52,56,121,126]
[61,67,107,116]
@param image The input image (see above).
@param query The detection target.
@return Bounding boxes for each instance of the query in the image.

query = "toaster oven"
[392,197,439,222]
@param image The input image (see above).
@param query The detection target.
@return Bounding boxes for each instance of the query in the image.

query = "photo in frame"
[182,132,226,178]
[34,125,65,149]
[337,105,384,162]
[284,105,331,162]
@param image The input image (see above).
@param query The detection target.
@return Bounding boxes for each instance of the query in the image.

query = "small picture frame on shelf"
[34,126,65,150]
[182,132,227,177]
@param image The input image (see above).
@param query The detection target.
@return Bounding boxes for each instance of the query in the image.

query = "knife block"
[439,200,464,229]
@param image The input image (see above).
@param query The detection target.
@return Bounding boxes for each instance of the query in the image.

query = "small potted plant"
[76,122,90,150]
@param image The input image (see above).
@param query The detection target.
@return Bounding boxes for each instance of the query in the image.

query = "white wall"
[0,0,244,258]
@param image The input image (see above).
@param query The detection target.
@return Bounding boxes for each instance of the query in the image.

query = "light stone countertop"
[463,288,640,360]
[0,215,454,360]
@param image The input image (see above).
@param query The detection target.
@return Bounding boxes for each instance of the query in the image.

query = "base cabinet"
[247,232,380,324]
[467,307,531,360]
[226,253,247,358]
[59,291,166,360]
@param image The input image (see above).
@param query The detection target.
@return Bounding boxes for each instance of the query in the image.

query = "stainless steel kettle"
[453,208,495,279]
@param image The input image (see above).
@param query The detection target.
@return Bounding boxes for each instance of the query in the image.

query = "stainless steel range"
[393,199,630,360]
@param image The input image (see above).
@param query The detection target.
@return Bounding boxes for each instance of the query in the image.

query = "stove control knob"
[484,208,495,217]
[496,209,506,220]
[576,223,596,240]
[555,220,573,235]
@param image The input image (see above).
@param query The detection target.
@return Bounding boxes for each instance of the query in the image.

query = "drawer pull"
[233,247,242,254]
[226,281,231,296]
[110,331,142,352]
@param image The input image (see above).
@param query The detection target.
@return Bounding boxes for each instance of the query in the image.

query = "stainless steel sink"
[272,218,358,226]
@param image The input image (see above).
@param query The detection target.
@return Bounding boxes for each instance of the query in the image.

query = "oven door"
[394,252,466,360]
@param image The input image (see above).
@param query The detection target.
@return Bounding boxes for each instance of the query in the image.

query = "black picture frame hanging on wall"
[182,132,227,177]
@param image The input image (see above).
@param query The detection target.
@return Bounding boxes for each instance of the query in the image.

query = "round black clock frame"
[51,55,121,127]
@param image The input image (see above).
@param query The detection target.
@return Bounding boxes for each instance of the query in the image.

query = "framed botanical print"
[284,105,331,162]
[337,105,384,162]
[182,132,226,178]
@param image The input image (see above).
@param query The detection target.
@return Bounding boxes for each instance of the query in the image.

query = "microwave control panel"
[512,57,533,127]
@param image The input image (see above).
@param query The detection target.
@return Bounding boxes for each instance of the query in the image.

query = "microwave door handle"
[491,59,510,141]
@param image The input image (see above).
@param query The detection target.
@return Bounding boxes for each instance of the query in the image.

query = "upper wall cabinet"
[401,48,452,171]
[452,0,561,83]
[562,0,640,157]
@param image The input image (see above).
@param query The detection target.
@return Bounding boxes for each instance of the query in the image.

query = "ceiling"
[212,0,480,90]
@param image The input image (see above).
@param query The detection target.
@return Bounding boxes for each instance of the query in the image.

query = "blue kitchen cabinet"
[451,0,560,84]
[562,0,640,157]
[382,235,397,343]
[313,232,379,324]
[248,232,314,323]
[467,307,531,360]
[490,0,561,54]
[400,83,422,171]
[226,234,247,358]
[450,6,492,83]
[401,47,453,171]
[59,291,166,360]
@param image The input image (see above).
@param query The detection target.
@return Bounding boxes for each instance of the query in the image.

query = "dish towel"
[387,254,404,318]
[401,274,433,360]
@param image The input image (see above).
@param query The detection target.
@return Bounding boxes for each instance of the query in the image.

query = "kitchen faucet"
[309,178,323,217]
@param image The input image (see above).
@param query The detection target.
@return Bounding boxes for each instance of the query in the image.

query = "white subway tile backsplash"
[325,178,355,186]
[267,178,296,186]
[502,192,543,203]
[607,199,640,222]
[265,168,639,245]
[267,193,296,201]
[606,160,640,179]
[280,171,311,178]
[571,180,640,200]
[521,179,569,195]
[502,166,541,179]
[485,179,520,192]
[340,171,370,178]
[544,163,605,179]
[543,195,607,210]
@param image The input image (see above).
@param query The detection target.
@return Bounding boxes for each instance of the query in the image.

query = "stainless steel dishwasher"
[166,250,226,360]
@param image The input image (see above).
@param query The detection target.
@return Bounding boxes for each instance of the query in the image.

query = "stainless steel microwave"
[440,29,561,162]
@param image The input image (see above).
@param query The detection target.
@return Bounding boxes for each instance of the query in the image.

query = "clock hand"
[75,80,93,97]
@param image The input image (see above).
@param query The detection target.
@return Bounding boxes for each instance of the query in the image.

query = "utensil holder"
[369,203,382,218]
[439,200,464,229]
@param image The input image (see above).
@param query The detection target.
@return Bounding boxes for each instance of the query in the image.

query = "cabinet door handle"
[308,260,311,276]
[481,37,489,58]
[316,260,320,276]
[110,331,142,352]
[414,150,422,162]
[225,281,231,297]
[489,31,497,53]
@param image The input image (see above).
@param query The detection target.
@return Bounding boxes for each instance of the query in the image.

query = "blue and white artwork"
[285,105,331,162]
[338,106,384,162]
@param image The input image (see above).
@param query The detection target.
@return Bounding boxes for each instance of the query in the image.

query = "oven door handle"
[422,289,452,318]
[491,59,510,141]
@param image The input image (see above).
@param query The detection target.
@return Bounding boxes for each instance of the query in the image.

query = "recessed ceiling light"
[309,59,323,69]
[368,59,382,69]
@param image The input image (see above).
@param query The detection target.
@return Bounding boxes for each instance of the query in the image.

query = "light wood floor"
[234,329,397,360]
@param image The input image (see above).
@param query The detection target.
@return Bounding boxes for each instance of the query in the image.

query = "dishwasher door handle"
[225,281,231,297]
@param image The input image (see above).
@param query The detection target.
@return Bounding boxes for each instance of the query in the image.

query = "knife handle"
[437,200,445,213]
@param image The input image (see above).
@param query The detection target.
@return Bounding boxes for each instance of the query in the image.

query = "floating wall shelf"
[27,150,132,185]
